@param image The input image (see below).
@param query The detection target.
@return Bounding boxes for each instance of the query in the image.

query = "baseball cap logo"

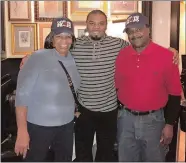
[126,15,140,25]
[57,20,72,28]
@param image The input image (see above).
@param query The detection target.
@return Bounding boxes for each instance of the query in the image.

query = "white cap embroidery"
[57,20,71,28]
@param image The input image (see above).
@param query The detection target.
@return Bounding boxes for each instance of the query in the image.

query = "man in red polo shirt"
[115,13,182,162]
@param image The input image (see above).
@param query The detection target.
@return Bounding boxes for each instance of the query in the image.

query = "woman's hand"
[14,130,30,159]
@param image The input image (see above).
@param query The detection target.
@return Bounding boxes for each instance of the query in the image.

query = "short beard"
[90,35,101,41]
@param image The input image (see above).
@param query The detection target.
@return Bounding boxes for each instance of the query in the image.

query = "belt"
[124,107,156,116]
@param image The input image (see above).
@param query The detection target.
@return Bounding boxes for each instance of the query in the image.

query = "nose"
[131,31,141,38]
[133,32,140,38]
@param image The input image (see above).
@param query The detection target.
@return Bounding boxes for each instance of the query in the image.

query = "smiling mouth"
[93,32,100,35]
[59,45,68,48]
[132,37,142,41]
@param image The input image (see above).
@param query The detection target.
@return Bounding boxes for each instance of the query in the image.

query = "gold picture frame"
[111,1,138,15]
[11,23,37,55]
[68,1,108,21]
[74,23,86,38]
[38,23,52,49]
[35,1,66,21]
[8,1,31,21]
[110,1,138,22]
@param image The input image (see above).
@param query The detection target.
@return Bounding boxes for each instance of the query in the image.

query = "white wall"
[179,2,186,56]
[152,1,171,48]
[152,1,183,72]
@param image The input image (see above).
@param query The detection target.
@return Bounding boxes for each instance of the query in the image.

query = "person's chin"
[58,49,68,54]
[131,42,142,47]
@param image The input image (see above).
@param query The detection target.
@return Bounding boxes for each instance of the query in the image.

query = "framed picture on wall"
[35,1,66,21]
[11,23,37,55]
[8,1,31,21]
[77,29,85,38]
[74,23,86,38]
[68,1,108,21]
[1,1,5,56]
[38,23,52,49]
[111,1,138,15]
[110,1,138,22]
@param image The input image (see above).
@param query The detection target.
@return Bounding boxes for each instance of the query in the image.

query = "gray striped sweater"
[71,35,129,112]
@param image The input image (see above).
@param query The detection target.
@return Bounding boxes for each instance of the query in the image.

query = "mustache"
[131,36,142,41]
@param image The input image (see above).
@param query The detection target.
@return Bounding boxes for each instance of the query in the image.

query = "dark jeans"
[117,108,166,162]
[75,106,118,162]
[24,120,74,162]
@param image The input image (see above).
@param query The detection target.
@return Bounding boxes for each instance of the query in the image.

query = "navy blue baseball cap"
[51,17,74,35]
[123,13,149,32]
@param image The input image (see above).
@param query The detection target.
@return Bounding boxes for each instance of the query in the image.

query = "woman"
[14,17,80,162]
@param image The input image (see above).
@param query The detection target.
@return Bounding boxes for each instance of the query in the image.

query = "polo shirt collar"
[129,40,153,56]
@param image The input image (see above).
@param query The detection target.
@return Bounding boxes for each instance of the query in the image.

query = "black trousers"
[75,106,118,162]
[24,120,74,162]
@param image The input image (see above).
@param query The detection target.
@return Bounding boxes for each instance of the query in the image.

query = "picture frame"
[110,1,138,22]
[8,1,31,21]
[11,23,37,55]
[68,1,108,21]
[77,29,85,38]
[38,23,52,49]
[1,1,5,56]
[110,1,138,15]
[74,23,86,38]
[35,1,66,21]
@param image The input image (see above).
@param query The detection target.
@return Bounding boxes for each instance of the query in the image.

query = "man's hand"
[20,55,29,69]
[14,130,30,159]
[160,124,173,146]
[75,111,81,118]
[168,47,179,65]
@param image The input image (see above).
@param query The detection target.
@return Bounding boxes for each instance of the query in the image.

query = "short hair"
[45,31,76,50]
[86,10,107,23]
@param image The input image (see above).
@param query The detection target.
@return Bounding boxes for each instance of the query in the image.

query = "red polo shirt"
[115,41,182,111]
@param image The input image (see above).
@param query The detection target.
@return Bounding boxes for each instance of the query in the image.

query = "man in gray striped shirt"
[72,10,129,162]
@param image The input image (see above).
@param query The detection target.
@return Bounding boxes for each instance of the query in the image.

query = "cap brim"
[53,27,74,36]
[123,23,146,33]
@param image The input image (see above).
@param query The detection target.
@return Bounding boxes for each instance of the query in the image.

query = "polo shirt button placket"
[136,55,140,68]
